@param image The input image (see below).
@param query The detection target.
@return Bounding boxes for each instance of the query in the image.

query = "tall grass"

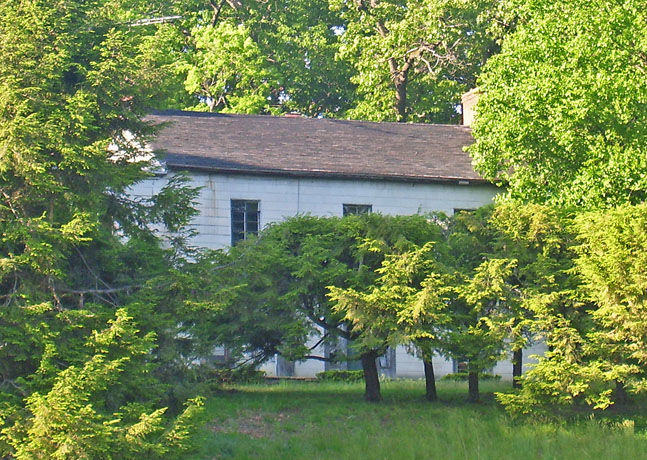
[194,380,647,460]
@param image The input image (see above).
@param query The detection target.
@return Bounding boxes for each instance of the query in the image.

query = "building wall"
[259,342,547,381]
[131,171,499,250]
[131,170,513,379]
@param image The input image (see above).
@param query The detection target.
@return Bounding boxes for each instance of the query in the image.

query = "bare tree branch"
[308,332,329,351]
[302,354,334,362]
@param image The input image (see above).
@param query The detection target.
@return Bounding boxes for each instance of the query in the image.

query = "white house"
[131,109,545,380]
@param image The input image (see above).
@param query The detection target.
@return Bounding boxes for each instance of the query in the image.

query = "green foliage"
[156,0,355,116]
[441,372,501,382]
[333,0,502,122]
[238,0,356,116]
[424,207,511,385]
[496,348,611,416]
[183,22,279,113]
[0,311,204,460]
[471,0,647,207]
[208,202,647,414]
[210,213,445,376]
[151,0,507,119]
[493,204,647,415]
[487,203,579,366]
[0,0,208,456]
[329,242,441,354]
[574,205,647,395]
[440,257,514,374]
[486,204,598,414]
[316,370,365,382]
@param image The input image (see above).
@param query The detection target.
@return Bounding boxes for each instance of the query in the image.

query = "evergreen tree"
[0,0,205,456]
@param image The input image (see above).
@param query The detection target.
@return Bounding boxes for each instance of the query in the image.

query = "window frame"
[231,199,260,245]
[342,203,372,216]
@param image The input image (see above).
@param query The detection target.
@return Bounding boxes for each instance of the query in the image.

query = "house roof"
[146,110,487,184]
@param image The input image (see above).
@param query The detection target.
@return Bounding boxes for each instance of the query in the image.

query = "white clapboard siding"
[130,171,498,250]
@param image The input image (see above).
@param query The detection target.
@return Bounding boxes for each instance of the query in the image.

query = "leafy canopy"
[333,0,501,122]
[470,0,647,207]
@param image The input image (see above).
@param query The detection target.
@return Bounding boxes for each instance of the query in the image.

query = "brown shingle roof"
[147,111,485,184]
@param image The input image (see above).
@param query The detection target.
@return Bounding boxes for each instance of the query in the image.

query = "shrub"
[208,367,267,384]
[316,370,365,382]
[440,372,501,382]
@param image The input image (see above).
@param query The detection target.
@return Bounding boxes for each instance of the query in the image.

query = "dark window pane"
[231,200,245,212]
[231,199,260,244]
[343,204,372,216]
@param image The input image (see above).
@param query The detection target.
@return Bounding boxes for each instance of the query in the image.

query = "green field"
[193,380,647,460]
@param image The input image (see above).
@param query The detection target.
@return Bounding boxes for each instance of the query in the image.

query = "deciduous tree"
[332,0,500,122]
[164,0,356,116]
[470,0,647,207]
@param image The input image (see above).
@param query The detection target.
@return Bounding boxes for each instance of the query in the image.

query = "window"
[231,200,260,244]
[453,359,468,373]
[343,204,372,216]
[213,345,229,363]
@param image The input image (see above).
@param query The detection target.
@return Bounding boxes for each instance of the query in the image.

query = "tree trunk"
[394,76,407,121]
[468,371,479,403]
[361,350,381,402]
[614,380,629,406]
[423,359,437,402]
[512,348,523,389]
[375,19,410,122]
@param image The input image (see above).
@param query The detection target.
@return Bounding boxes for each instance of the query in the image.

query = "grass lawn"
[193,379,647,460]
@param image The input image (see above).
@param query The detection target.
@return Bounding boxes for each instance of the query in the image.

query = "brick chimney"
[461,88,481,127]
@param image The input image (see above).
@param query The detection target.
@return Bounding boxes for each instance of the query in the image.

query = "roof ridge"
[147,110,470,129]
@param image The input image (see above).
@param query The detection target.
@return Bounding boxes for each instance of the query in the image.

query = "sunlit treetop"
[470,0,647,208]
